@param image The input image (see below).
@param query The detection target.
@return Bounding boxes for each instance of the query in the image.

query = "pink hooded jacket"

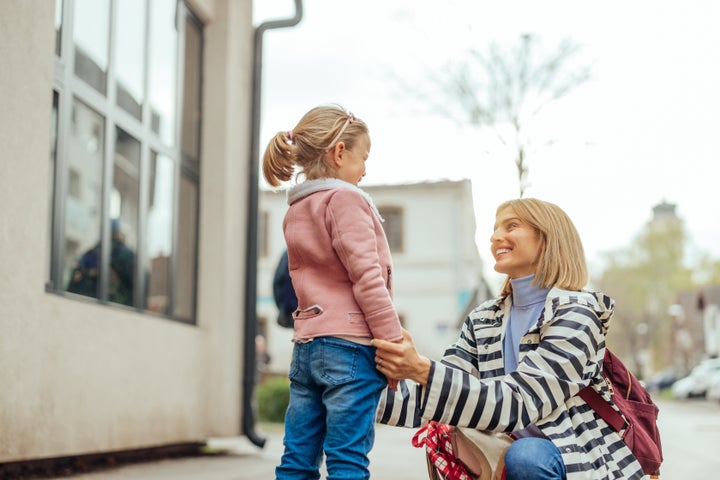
[284,179,403,343]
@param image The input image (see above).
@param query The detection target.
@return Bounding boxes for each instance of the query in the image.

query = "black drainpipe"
[242,0,304,449]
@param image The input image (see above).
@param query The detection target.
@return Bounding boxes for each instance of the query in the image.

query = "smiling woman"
[372,197,648,479]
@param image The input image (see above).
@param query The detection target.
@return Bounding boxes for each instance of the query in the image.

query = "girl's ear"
[329,142,345,167]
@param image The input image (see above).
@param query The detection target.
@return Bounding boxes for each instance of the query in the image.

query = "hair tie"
[287,130,294,142]
[325,112,355,152]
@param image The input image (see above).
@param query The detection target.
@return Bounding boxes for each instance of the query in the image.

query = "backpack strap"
[578,385,627,433]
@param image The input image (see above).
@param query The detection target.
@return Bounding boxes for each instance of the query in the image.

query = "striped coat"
[377,288,647,479]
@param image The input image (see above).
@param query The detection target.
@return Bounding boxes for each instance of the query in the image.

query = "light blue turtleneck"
[503,274,550,373]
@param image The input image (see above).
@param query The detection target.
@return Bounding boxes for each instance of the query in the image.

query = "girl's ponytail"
[262,131,295,187]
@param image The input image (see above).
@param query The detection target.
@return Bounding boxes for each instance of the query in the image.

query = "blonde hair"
[497,198,588,297]
[262,104,369,187]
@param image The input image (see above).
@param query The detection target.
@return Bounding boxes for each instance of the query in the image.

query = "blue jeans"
[504,438,566,480]
[275,337,387,480]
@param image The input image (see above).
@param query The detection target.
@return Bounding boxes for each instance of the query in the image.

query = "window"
[49,92,60,282]
[50,0,203,323]
[378,206,404,253]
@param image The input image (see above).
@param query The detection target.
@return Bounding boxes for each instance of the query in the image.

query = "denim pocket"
[320,338,359,385]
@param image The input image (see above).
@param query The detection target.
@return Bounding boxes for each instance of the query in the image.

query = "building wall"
[0,0,254,462]
[257,180,487,373]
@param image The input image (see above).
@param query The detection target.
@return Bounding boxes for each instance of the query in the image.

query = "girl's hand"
[372,329,431,386]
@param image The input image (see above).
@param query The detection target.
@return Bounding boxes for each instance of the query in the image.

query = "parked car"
[643,367,684,393]
[671,358,720,399]
[705,370,720,402]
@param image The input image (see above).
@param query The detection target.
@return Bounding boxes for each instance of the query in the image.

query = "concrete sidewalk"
[49,423,429,480]
[42,399,714,479]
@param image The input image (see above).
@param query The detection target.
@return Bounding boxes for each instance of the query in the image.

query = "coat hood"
[590,290,615,335]
[532,287,615,336]
[287,178,383,222]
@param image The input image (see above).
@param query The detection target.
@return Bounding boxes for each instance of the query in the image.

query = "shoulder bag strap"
[578,386,626,433]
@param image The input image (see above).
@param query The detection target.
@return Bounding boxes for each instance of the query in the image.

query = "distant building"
[257,179,494,373]
[699,288,720,358]
[649,199,720,370]
[652,199,678,220]
[671,286,720,371]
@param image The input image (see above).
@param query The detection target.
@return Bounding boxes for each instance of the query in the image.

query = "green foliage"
[595,208,696,375]
[697,254,720,285]
[256,376,290,423]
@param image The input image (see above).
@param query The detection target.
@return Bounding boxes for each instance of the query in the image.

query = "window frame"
[378,205,405,253]
[49,0,203,324]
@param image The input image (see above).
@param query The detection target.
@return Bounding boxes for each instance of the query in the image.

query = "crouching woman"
[373,198,648,480]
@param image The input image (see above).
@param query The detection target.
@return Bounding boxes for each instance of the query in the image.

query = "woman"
[373,198,646,480]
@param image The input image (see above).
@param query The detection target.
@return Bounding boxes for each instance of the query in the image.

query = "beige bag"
[452,428,513,480]
[424,426,513,480]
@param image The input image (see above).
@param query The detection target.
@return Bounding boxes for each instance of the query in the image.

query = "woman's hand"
[372,329,432,386]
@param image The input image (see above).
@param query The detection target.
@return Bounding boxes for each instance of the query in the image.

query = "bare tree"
[420,34,591,197]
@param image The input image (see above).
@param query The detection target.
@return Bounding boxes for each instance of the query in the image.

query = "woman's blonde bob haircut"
[262,104,368,187]
[497,198,588,297]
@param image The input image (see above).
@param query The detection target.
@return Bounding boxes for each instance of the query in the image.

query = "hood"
[541,288,615,336]
[591,291,615,335]
[287,178,383,222]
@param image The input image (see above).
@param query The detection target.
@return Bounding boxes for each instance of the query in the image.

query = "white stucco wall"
[0,0,255,462]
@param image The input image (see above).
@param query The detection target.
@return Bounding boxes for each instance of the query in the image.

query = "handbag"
[413,421,513,480]
[578,348,663,476]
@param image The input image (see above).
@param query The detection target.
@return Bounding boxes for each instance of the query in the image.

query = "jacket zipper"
[386,266,392,290]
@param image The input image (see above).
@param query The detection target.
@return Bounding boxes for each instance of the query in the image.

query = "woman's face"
[490,206,542,279]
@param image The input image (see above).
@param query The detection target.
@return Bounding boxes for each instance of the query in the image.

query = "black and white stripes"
[377,288,647,480]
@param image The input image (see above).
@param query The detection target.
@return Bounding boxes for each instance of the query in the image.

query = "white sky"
[254,0,720,282]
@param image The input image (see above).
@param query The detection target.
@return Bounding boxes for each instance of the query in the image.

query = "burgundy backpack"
[579,348,663,477]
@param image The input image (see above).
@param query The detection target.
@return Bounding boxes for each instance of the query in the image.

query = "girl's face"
[335,134,370,185]
[490,206,542,279]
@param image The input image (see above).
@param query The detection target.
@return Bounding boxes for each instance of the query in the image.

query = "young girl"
[373,198,647,479]
[263,105,403,480]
